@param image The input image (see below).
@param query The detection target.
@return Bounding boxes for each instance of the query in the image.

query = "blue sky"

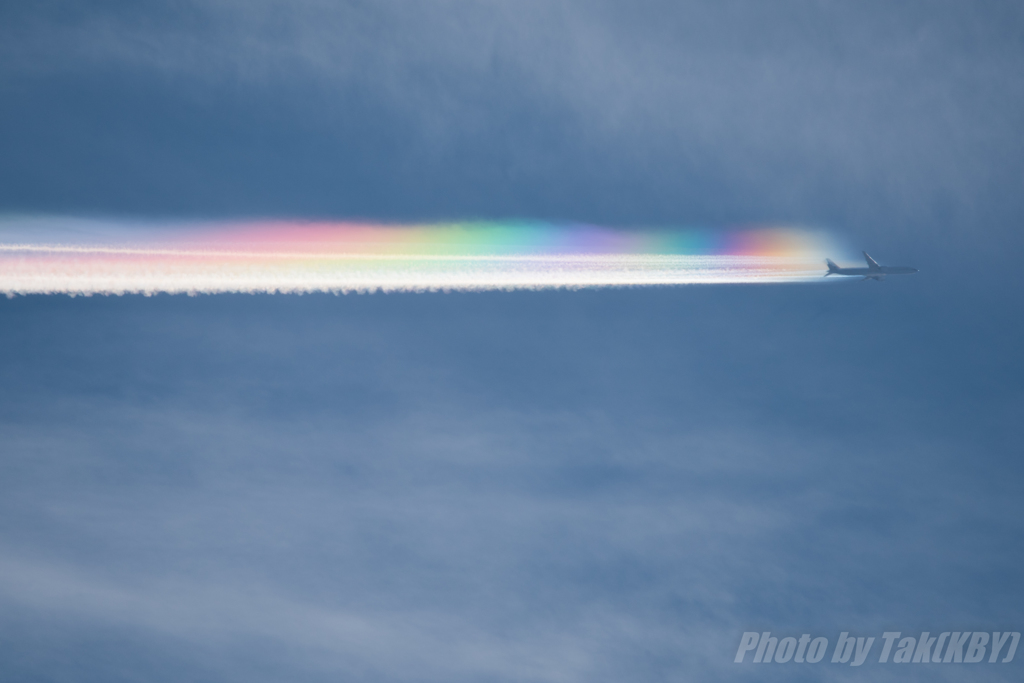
[1,2,1022,681]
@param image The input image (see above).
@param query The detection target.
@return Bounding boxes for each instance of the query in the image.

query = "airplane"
[825,252,918,281]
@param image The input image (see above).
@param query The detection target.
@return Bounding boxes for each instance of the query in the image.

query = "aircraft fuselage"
[829,265,918,276]
[825,252,918,280]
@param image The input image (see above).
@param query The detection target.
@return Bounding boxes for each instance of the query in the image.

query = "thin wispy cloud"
[2,2,1020,236]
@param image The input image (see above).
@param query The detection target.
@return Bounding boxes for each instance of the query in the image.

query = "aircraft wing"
[863,252,881,271]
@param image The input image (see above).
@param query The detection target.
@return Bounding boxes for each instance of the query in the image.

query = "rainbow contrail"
[0,217,840,295]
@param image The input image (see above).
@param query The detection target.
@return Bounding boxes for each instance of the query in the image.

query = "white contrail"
[0,217,839,295]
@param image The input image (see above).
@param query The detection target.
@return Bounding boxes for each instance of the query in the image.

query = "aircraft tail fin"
[863,252,881,271]
[825,258,840,275]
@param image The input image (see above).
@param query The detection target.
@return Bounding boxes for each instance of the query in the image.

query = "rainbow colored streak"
[0,217,840,295]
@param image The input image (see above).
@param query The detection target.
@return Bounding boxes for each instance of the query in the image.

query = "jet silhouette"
[825,252,918,281]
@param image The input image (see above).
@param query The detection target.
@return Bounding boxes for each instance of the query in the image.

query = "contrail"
[0,217,841,295]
